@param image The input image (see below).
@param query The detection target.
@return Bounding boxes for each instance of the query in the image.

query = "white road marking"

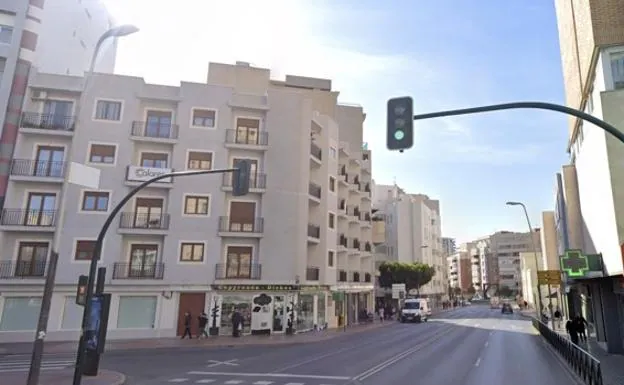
[284,383,304,385]
[475,357,481,367]
[187,372,351,380]
[168,379,188,383]
[206,359,239,368]
[195,380,215,384]
[224,381,243,384]
[253,382,273,385]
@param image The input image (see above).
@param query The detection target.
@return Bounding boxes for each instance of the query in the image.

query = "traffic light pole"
[72,167,239,385]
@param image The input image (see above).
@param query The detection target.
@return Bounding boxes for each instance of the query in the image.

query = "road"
[0,305,582,385]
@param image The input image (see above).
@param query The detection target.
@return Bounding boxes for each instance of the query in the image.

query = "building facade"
[0,61,375,342]
[447,243,472,293]
[489,230,541,294]
[373,185,446,300]
[555,0,624,354]
[441,237,456,256]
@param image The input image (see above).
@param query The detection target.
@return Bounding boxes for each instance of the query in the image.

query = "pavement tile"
[1,369,125,385]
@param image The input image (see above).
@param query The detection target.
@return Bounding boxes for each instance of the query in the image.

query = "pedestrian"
[197,311,209,339]
[231,308,243,337]
[379,307,385,323]
[574,313,589,342]
[554,308,562,329]
[566,319,579,345]
[181,311,193,339]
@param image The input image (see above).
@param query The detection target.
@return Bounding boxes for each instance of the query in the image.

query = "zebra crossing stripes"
[0,357,75,373]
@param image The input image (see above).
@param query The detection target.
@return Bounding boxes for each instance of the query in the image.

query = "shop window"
[0,297,41,331]
[116,296,157,329]
[61,296,83,330]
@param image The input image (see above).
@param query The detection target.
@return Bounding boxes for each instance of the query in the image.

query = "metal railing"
[10,159,65,178]
[119,212,170,230]
[224,129,269,146]
[1,209,57,227]
[218,216,264,233]
[0,260,47,278]
[215,262,262,280]
[532,317,603,385]
[21,112,75,131]
[131,121,179,139]
[222,172,267,189]
[112,262,165,279]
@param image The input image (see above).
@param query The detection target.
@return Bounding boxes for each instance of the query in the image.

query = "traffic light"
[387,96,414,151]
[232,159,251,196]
[76,274,88,306]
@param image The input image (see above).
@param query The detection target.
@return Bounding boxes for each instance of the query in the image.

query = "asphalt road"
[0,305,583,385]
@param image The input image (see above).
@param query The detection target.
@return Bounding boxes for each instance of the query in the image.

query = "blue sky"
[103,0,569,243]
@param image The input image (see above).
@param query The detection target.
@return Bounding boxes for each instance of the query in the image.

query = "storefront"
[330,284,374,326]
[209,284,330,336]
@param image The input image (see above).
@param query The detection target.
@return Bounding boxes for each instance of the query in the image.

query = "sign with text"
[126,166,172,183]
[211,284,329,292]
[537,270,562,285]
[392,283,406,299]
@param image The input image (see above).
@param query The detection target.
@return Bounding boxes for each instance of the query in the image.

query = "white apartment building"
[0,61,375,342]
[441,237,456,257]
[447,243,472,292]
[372,184,446,301]
[0,0,116,208]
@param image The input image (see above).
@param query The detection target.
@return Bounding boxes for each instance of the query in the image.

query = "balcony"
[112,262,165,280]
[310,142,322,164]
[338,233,348,248]
[118,212,170,235]
[215,263,262,280]
[125,165,174,188]
[352,272,360,282]
[224,129,269,150]
[306,267,320,281]
[9,159,65,183]
[19,112,75,136]
[0,260,47,279]
[222,172,267,193]
[218,216,264,238]
[349,238,361,250]
[308,182,321,203]
[363,242,372,252]
[307,224,320,242]
[364,273,372,283]
[0,209,57,232]
[338,199,346,211]
[338,270,347,282]
[130,121,179,143]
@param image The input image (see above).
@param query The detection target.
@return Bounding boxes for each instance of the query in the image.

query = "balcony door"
[226,246,253,278]
[15,241,48,277]
[35,145,64,177]
[134,198,164,228]
[145,110,172,138]
[235,118,259,144]
[42,100,73,128]
[25,192,56,226]
[228,201,256,232]
[140,152,168,169]
[129,244,158,278]
[232,158,258,187]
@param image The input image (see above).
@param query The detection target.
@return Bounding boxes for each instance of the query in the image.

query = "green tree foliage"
[378,261,436,293]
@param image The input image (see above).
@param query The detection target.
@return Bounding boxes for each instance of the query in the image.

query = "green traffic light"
[394,130,405,140]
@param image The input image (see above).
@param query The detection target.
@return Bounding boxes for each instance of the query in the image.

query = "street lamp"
[505,201,554,327]
[26,25,139,385]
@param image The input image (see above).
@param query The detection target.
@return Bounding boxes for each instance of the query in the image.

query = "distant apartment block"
[442,237,456,256]
[0,61,375,341]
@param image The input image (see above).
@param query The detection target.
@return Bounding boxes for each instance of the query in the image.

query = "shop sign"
[127,166,172,183]
[212,284,330,292]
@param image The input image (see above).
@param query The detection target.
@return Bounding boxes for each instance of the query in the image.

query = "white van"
[400,298,429,323]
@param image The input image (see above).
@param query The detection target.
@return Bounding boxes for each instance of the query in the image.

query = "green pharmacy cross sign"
[560,249,589,277]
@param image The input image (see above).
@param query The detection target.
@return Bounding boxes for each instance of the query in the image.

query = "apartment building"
[441,237,456,257]
[372,184,446,302]
[555,0,624,354]
[0,61,375,342]
[447,243,471,293]
[489,230,540,294]
[0,0,116,207]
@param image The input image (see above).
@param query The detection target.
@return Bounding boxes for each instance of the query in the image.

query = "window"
[611,51,624,90]
[88,144,116,164]
[81,191,110,212]
[328,251,334,267]
[129,244,158,278]
[226,246,253,278]
[187,151,213,170]
[16,242,48,277]
[74,240,95,261]
[140,152,168,168]
[329,147,337,159]
[94,100,122,121]
[329,176,336,192]
[144,110,173,138]
[184,195,210,215]
[180,242,205,262]
[35,146,64,177]
[0,297,41,331]
[0,25,13,44]
[328,213,335,229]
[116,296,157,329]
[25,192,56,226]
[235,117,260,144]
[191,109,216,128]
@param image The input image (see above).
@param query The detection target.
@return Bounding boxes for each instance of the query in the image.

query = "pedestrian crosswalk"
[0,355,75,373]
[164,371,350,385]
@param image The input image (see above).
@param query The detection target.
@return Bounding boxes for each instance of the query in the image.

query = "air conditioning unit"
[32,90,47,100]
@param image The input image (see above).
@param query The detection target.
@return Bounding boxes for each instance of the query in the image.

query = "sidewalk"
[0,320,393,355]
[1,369,125,385]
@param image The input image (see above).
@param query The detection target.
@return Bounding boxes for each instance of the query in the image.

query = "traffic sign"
[537,270,561,285]
[392,283,406,299]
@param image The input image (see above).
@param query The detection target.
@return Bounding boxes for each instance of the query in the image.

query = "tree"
[378,261,436,294]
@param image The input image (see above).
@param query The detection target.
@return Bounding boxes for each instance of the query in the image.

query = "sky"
[101,0,569,243]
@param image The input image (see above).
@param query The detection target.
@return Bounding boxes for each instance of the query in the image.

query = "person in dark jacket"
[574,314,589,342]
[181,311,193,339]
[566,319,579,344]
[197,312,209,339]
[231,309,243,337]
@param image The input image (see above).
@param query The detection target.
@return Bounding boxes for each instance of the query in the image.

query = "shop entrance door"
[272,295,286,333]
[177,292,206,336]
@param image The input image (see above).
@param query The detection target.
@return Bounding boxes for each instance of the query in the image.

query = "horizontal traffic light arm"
[412,101,624,145]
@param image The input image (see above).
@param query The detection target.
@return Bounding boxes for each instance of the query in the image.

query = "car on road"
[400,299,428,323]
[501,303,513,314]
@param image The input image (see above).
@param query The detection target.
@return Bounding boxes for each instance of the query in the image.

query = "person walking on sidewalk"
[379,307,385,323]
[554,308,562,329]
[181,311,193,339]
[566,319,579,345]
[574,314,589,342]
[197,311,209,339]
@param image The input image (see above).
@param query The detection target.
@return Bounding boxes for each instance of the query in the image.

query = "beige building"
[447,243,472,293]
[0,61,375,342]
[555,0,624,353]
